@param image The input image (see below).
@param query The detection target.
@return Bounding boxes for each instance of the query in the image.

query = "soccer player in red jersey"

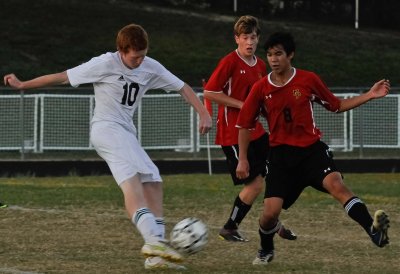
[204,16,295,242]
[236,31,391,265]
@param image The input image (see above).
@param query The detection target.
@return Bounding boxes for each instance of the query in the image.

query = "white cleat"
[252,249,274,265]
[141,240,183,262]
[144,256,187,270]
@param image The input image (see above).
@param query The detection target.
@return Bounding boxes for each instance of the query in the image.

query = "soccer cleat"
[369,210,390,247]
[0,202,7,208]
[219,228,249,242]
[252,249,274,265]
[144,256,187,270]
[277,225,297,240]
[141,240,183,262]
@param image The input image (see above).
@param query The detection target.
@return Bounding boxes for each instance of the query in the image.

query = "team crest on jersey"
[293,89,301,99]
[258,72,263,79]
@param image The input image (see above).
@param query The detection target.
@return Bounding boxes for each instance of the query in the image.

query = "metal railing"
[1,87,399,159]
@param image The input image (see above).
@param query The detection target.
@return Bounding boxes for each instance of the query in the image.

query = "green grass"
[0,173,399,273]
[1,0,399,87]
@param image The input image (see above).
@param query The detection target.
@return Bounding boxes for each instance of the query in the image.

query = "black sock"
[258,222,279,251]
[224,196,252,230]
[344,196,373,233]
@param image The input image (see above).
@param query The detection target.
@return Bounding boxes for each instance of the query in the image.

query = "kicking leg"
[323,172,390,247]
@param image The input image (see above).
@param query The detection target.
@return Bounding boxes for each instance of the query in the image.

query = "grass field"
[0,173,399,273]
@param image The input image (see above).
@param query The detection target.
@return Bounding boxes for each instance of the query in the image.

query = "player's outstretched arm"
[4,71,69,90]
[338,79,390,112]
[179,83,212,135]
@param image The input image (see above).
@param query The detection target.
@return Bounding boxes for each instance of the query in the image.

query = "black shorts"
[265,140,339,209]
[222,133,269,185]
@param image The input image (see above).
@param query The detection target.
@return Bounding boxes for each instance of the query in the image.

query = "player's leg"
[312,141,390,248]
[141,184,187,270]
[219,174,263,242]
[220,134,296,242]
[141,180,187,269]
[253,197,284,265]
[119,177,182,263]
[142,180,165,238]
[251,133,296,240]
[323,172,390,247]
[90,122,183,263]
[219,143,255,242]
[253,154,298,266]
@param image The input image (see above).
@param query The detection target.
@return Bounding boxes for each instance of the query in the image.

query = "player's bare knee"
[260,209,280,225]
[259,215,278,229]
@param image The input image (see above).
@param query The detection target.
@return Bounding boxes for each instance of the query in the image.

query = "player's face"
[235,31,259,58]
[120,48,147,69]
[266,45,293,74]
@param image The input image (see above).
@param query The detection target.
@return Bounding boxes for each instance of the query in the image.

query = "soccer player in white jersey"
[4,23,212,270]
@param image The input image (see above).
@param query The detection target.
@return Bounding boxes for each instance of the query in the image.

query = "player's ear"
[234,35,240,45]
[288,51,295,61]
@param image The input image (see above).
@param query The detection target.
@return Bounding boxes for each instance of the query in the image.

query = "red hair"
[116,24,148,53]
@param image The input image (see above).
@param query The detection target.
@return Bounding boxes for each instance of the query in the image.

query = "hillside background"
[1,0,399,87]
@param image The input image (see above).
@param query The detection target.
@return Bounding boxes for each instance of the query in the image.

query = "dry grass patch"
[0,174,399,273]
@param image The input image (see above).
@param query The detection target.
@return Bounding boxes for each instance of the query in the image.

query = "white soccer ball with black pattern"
[170,217,208,255]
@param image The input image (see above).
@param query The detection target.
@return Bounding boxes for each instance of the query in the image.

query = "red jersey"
[237,68,341,147]
[204,50,266,146]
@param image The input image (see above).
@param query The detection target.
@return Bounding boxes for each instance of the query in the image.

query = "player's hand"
[236,159,250,179]
[4,73,22,89]
[199,113,212,135]
[369,79,390,99]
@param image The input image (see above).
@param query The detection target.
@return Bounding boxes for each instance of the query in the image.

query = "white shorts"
[90,121,162,185]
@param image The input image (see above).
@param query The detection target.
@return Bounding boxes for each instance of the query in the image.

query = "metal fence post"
[19,89,25,160]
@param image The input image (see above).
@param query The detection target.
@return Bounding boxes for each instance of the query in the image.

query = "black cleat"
[369,210,390,248]
[277,224,297,240]
[219,228,249,242]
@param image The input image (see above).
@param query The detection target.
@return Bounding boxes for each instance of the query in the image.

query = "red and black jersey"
[237,68,341,147]
[204,50,266,146]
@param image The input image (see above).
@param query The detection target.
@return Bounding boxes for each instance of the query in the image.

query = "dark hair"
[263,32,295,55]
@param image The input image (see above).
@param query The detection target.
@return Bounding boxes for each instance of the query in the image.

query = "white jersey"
[67,52,184,129]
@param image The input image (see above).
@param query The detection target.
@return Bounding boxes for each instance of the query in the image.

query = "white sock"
[132,207,159,242]
[155,217,166,239]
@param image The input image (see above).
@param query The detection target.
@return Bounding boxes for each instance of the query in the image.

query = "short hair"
[233,15,260,36]
[263,32,295,55]
[116,24,148,53]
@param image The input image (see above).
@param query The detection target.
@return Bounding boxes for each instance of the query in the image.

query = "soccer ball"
[170,217,208,255]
